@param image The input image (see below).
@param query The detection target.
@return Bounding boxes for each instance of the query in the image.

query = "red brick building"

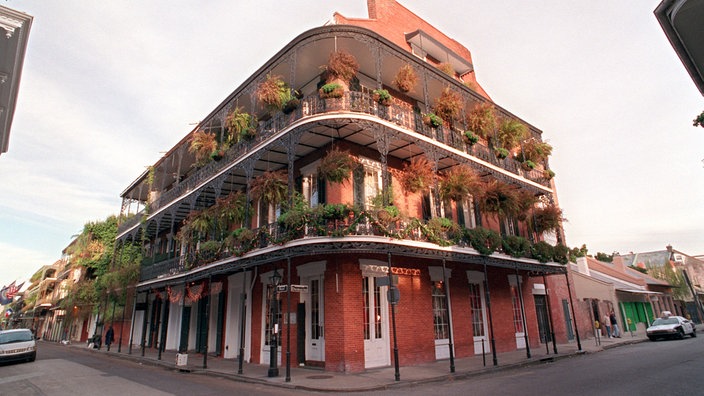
[116,0,579,374]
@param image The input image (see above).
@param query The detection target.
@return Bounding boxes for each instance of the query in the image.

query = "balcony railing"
[139,207,567,281]
[121,90,551,234]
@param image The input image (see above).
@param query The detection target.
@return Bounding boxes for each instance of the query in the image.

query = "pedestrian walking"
[602,313,612,338]
[105,325,115,351]
[610,310,621,338]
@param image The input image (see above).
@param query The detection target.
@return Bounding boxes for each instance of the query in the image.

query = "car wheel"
[692,329,697,338]
[678,328,685,339]
[648,336,656,341]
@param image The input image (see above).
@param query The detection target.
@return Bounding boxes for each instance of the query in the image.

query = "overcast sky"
[2,0,702,289]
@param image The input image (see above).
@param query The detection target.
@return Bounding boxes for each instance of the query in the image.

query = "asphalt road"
[2,336,702,395]
[0,341,304,396]
[355,334,704,396]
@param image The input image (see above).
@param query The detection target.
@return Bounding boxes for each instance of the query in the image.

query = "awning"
[617,289,663,295]
[405,29,473,75]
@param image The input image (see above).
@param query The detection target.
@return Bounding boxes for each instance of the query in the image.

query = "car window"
[651,318,679,326]
[0,331,33,344]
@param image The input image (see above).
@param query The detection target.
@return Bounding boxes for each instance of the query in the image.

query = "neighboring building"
[0,5,33,156]
[570,255,677,337]
[622,246,704,322]
[19,264,60,338]
[655,0,704,95]
[115,0,576,374]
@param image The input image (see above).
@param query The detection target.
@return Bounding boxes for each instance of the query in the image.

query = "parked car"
[646,316,696,341]
[0,329,37,364]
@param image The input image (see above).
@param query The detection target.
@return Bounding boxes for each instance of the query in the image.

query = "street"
[1,336,703,395]
[357,335,704,396]
[0,341,304,396]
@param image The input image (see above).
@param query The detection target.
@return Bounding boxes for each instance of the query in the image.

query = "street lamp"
[267,268,282,377]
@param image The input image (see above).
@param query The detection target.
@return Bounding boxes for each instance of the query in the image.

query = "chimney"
[367,0,378,19]
[576,257,590,276]
[612,254,626,272]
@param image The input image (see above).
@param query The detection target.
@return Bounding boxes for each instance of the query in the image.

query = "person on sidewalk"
[105,326,115,351]
[610,310,621,338]
[602,313,612,338]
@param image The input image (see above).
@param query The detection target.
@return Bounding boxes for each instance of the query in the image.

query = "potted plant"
[433,87,463,123]
[373,89,392,106]
[393,64,418,93]
[398,156,434,194]
[422,113,443,128]
[543,169,555,180]
[189,129,218,167]
[319,82,344,99]
[529,204,564,236]
[318,148,358,184]
[463,130,479,146]
[522,160,537,170]
[495,147,510,159]
[324,50,359,88]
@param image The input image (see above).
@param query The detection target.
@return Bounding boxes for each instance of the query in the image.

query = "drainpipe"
[483,261,498,366]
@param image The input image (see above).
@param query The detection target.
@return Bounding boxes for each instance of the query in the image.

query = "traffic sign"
[290,284,308,293]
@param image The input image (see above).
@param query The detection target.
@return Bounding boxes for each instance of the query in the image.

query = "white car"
[0,329,37,364]
[646,316,696,341]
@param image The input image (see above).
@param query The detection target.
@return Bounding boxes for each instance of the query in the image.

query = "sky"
[1,0,703,289]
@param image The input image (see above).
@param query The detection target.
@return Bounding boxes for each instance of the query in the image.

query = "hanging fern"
[439,165,481,202]
[188,130,218,167]
[393,64,418,93]
[318,149,358,184]
[398,156,434,194]
[250,170,288,206]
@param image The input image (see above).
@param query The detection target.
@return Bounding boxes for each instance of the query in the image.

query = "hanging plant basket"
[399,156,434,194]
[256,74,292,112]
[318,149,358,184]
[543,169,555,180]
[189,130,218,167]
[433,87,463,123]
[393,64,418,93]
[466,102,497,139]
[325,51,359,84]
[226,107,258,143]
[249,169,288,207]
[439,165,481,202]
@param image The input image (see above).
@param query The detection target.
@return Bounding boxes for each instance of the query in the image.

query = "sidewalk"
[68,332,646,392]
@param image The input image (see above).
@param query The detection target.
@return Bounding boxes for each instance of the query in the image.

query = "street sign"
[290,284,308,293]
[276,285,288,293]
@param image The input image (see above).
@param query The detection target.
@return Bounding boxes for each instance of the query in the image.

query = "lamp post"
[268,269,282,377]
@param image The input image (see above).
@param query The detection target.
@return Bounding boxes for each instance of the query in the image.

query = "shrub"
[466,227,502,256]
[502,235,531,258]
[373,89,392,105]
[463,131,479,145]
[319,83,344,99]
[531,241,554,263]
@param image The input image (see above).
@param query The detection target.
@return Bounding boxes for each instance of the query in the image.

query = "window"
[363,277,383,340]
[264,284,282,347]
[353,158,383,210]
[510,284,524,333]
[311,279,322,339]
[432,281,449,340]
[468,283,484,337]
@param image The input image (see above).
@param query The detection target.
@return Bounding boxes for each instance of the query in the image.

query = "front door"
[562,299,574,340]
[304,276,325,362]
[179,306,191,352]
[363,276,390,368]
[534,295,550,344]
